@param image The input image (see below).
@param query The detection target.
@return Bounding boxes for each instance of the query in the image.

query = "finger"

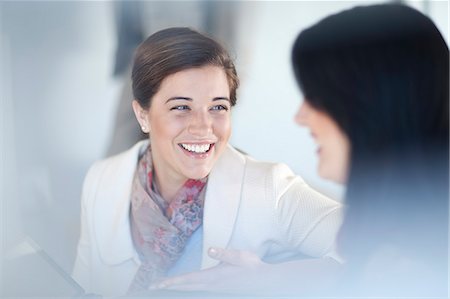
[208,247,252,267]
[210,247,264,268]
[208,247,234,264]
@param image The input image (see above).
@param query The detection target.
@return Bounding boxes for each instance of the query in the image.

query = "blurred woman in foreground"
[293,3,448,296]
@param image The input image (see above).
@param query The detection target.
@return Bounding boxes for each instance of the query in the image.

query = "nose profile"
[188,110,213,136]
[294,100,310,126]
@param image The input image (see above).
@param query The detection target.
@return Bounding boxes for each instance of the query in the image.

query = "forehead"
[157,65,230,97]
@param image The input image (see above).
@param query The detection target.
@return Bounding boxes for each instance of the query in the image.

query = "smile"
[179,143,213,154]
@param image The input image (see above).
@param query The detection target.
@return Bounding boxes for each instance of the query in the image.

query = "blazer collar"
[201,145,246,268]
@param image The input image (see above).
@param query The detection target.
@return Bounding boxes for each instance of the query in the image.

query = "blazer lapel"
[94,141,148,265]
[201,145,246,268]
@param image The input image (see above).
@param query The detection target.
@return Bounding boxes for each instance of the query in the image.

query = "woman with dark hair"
[293,3,448,296]
[72,27,342,296]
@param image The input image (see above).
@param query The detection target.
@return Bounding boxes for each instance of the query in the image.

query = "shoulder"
[89,140,146,174]
[225,148,342,257]
[81,140,147,204]
[245,155,341,218]
[243,154,304,195]
[220,145,297,183]
[85,140,146,179]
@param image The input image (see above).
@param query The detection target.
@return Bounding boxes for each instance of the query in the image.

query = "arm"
[72,194,92,292]
[153,165,345,295]
[273,163,343,260]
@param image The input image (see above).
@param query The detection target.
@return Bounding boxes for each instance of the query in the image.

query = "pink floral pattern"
[128,145,207,294]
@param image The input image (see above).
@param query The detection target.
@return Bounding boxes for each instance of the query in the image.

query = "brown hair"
[132,27,239,109]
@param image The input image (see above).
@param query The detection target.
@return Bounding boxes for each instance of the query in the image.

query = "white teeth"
[181,143,211,153]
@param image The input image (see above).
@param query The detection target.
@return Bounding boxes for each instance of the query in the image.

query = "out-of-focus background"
[1,1,448,297]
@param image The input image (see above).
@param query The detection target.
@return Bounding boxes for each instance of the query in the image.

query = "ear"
[132,100,150,133]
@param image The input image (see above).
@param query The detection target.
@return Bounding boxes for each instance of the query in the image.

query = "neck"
[149,146,188,203]
[152,167,185,204]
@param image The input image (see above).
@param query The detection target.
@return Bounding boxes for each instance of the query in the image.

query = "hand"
[150,247,269,294]
[207,246,264,268]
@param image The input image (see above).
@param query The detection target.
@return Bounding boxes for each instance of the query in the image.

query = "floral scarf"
[127,145,207,294]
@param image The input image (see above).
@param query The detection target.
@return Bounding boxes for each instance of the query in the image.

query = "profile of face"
[295,100,350,184]
[133,65,232,186]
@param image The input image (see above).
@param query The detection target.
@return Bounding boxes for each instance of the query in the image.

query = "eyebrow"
[212,97,231,103]
[166,97,192,103]
[165,96,230,103]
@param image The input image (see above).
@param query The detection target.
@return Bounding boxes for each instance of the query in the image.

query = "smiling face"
[133,65,231,193]
[295,100,350,184]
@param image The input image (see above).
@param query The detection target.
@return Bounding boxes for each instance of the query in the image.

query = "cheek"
[215,115,232,140]
[320,132,350,184]
[149,116,185,145]
[336,137,350,183]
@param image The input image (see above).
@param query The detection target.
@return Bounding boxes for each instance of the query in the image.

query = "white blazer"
[73,141,342,296]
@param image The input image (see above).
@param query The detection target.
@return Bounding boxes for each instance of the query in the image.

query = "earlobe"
[132,100,150,133]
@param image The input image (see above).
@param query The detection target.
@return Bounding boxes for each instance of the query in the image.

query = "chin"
[319,165,336,182]
[319,169,345,185]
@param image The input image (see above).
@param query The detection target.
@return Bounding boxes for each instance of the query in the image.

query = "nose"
[294,100,310,127]
[188,110,213,136]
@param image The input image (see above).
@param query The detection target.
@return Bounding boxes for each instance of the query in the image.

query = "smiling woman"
[72,27,343,297]
[132,66,232,201]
